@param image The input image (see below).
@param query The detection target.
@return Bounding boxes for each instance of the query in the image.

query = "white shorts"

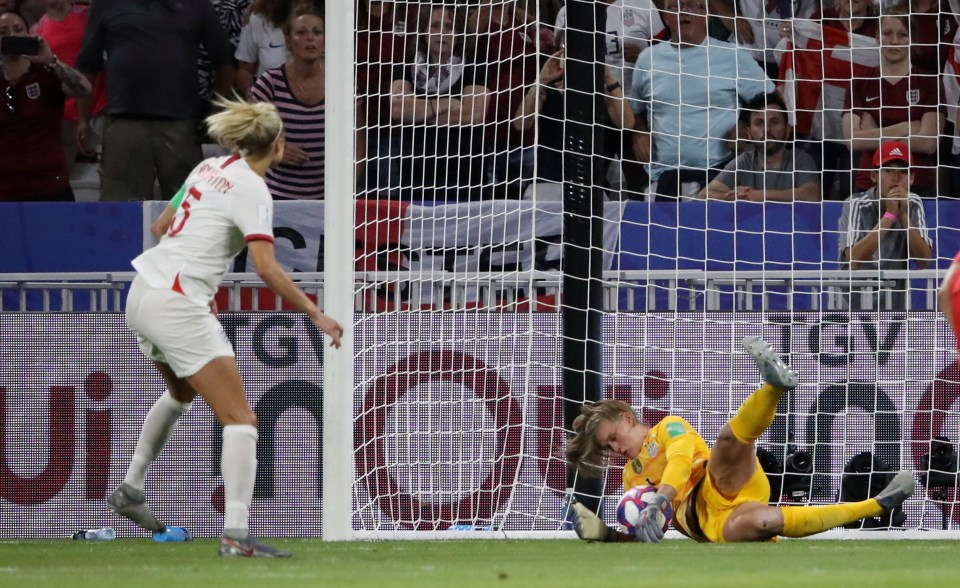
[125,275,234,378]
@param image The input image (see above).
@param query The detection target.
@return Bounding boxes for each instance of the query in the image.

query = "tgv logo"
[0,372,112,505]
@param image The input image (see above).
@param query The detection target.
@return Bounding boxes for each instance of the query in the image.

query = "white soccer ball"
[616,485,671,537]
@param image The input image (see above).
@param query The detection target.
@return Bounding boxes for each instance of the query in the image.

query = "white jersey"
[553,6,565,40]
[738,0,817,64]
[234,12,288,76]
[554,1,663,89]
[132,155,275,303]
[605,0,664,89]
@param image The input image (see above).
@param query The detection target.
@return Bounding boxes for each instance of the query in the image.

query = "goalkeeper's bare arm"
[566,338,916,543]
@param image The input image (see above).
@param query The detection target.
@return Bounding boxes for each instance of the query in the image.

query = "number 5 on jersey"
[167,187,203,237]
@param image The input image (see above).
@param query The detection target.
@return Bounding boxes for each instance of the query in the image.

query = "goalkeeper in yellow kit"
[566,337,916,543]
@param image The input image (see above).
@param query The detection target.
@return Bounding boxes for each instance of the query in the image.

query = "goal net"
[335,0,960,539]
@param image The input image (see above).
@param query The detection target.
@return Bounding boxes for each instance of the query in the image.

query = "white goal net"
[328,0,960,539]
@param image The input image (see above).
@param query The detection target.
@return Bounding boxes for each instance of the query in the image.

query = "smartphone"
[1,36,41,56]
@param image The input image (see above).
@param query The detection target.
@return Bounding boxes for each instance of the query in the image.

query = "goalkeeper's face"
[595,412,646,460]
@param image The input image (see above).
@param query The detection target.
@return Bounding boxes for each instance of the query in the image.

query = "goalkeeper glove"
[570,500,610,542]
[634,493,672,543]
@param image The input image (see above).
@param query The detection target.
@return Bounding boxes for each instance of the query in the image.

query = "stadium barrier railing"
[0,269,946,313]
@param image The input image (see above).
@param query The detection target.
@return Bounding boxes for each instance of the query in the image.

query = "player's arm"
[941,257,960,337]
[659,427,698,494]
[247,239,344,348]
[152,206,176,241]
[633,422,696,543]
[151,185,187,241]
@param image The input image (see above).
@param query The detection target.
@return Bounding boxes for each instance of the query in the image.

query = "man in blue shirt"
[629,0,773,200]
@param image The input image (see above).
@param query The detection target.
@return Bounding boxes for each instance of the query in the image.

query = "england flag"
[777,19,880,140]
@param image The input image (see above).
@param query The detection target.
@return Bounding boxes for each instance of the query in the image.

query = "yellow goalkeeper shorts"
[696,458,772,543]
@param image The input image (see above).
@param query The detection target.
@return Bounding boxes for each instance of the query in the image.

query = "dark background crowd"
[1,0,959,205]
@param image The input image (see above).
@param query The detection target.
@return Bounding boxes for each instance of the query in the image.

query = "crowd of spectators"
[0,0,959,207]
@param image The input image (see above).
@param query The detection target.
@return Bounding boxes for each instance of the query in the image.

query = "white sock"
[222,424,258,536]
[123,391,192,490]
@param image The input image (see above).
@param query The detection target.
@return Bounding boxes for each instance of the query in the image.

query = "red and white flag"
[171,199,624,311]
[777,20,879,140]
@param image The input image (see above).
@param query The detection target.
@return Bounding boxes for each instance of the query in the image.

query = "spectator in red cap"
[837,140,933,310]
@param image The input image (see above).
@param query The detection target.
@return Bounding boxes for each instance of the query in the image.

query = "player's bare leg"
[187,356,290,557]
[108,362,195,532]
[711,338,916,541]
[187,356,256,427]
[157,362,200,404]
[722,502,784,542]
[709,337,797,495]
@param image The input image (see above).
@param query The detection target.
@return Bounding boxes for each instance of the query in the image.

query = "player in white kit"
[108,97,344,558]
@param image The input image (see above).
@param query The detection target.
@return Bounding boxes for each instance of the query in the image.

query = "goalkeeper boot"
[743,336,798,391]
[219,534,292,558]
[107,483,164,532]
[875,470,916,513]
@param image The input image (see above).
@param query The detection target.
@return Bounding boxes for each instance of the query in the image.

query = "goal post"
[561,0,608,515]
[322,0,356,541]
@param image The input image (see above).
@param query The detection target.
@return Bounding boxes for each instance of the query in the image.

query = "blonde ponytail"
[206,95,283,158]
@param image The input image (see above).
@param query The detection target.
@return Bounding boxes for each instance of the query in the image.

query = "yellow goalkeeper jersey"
[621,415,711,504]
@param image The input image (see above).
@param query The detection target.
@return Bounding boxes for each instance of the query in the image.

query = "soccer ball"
[616,485,672,538]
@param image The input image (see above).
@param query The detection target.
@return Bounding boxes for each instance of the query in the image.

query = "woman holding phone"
[0,9,90,201]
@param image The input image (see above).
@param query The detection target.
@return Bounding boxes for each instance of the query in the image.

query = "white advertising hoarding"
[1,313,957,537]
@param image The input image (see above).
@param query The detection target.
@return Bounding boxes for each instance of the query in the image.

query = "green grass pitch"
[2,539,958,587]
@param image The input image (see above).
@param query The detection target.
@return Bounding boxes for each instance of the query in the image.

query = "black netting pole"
[562,0,607,514]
